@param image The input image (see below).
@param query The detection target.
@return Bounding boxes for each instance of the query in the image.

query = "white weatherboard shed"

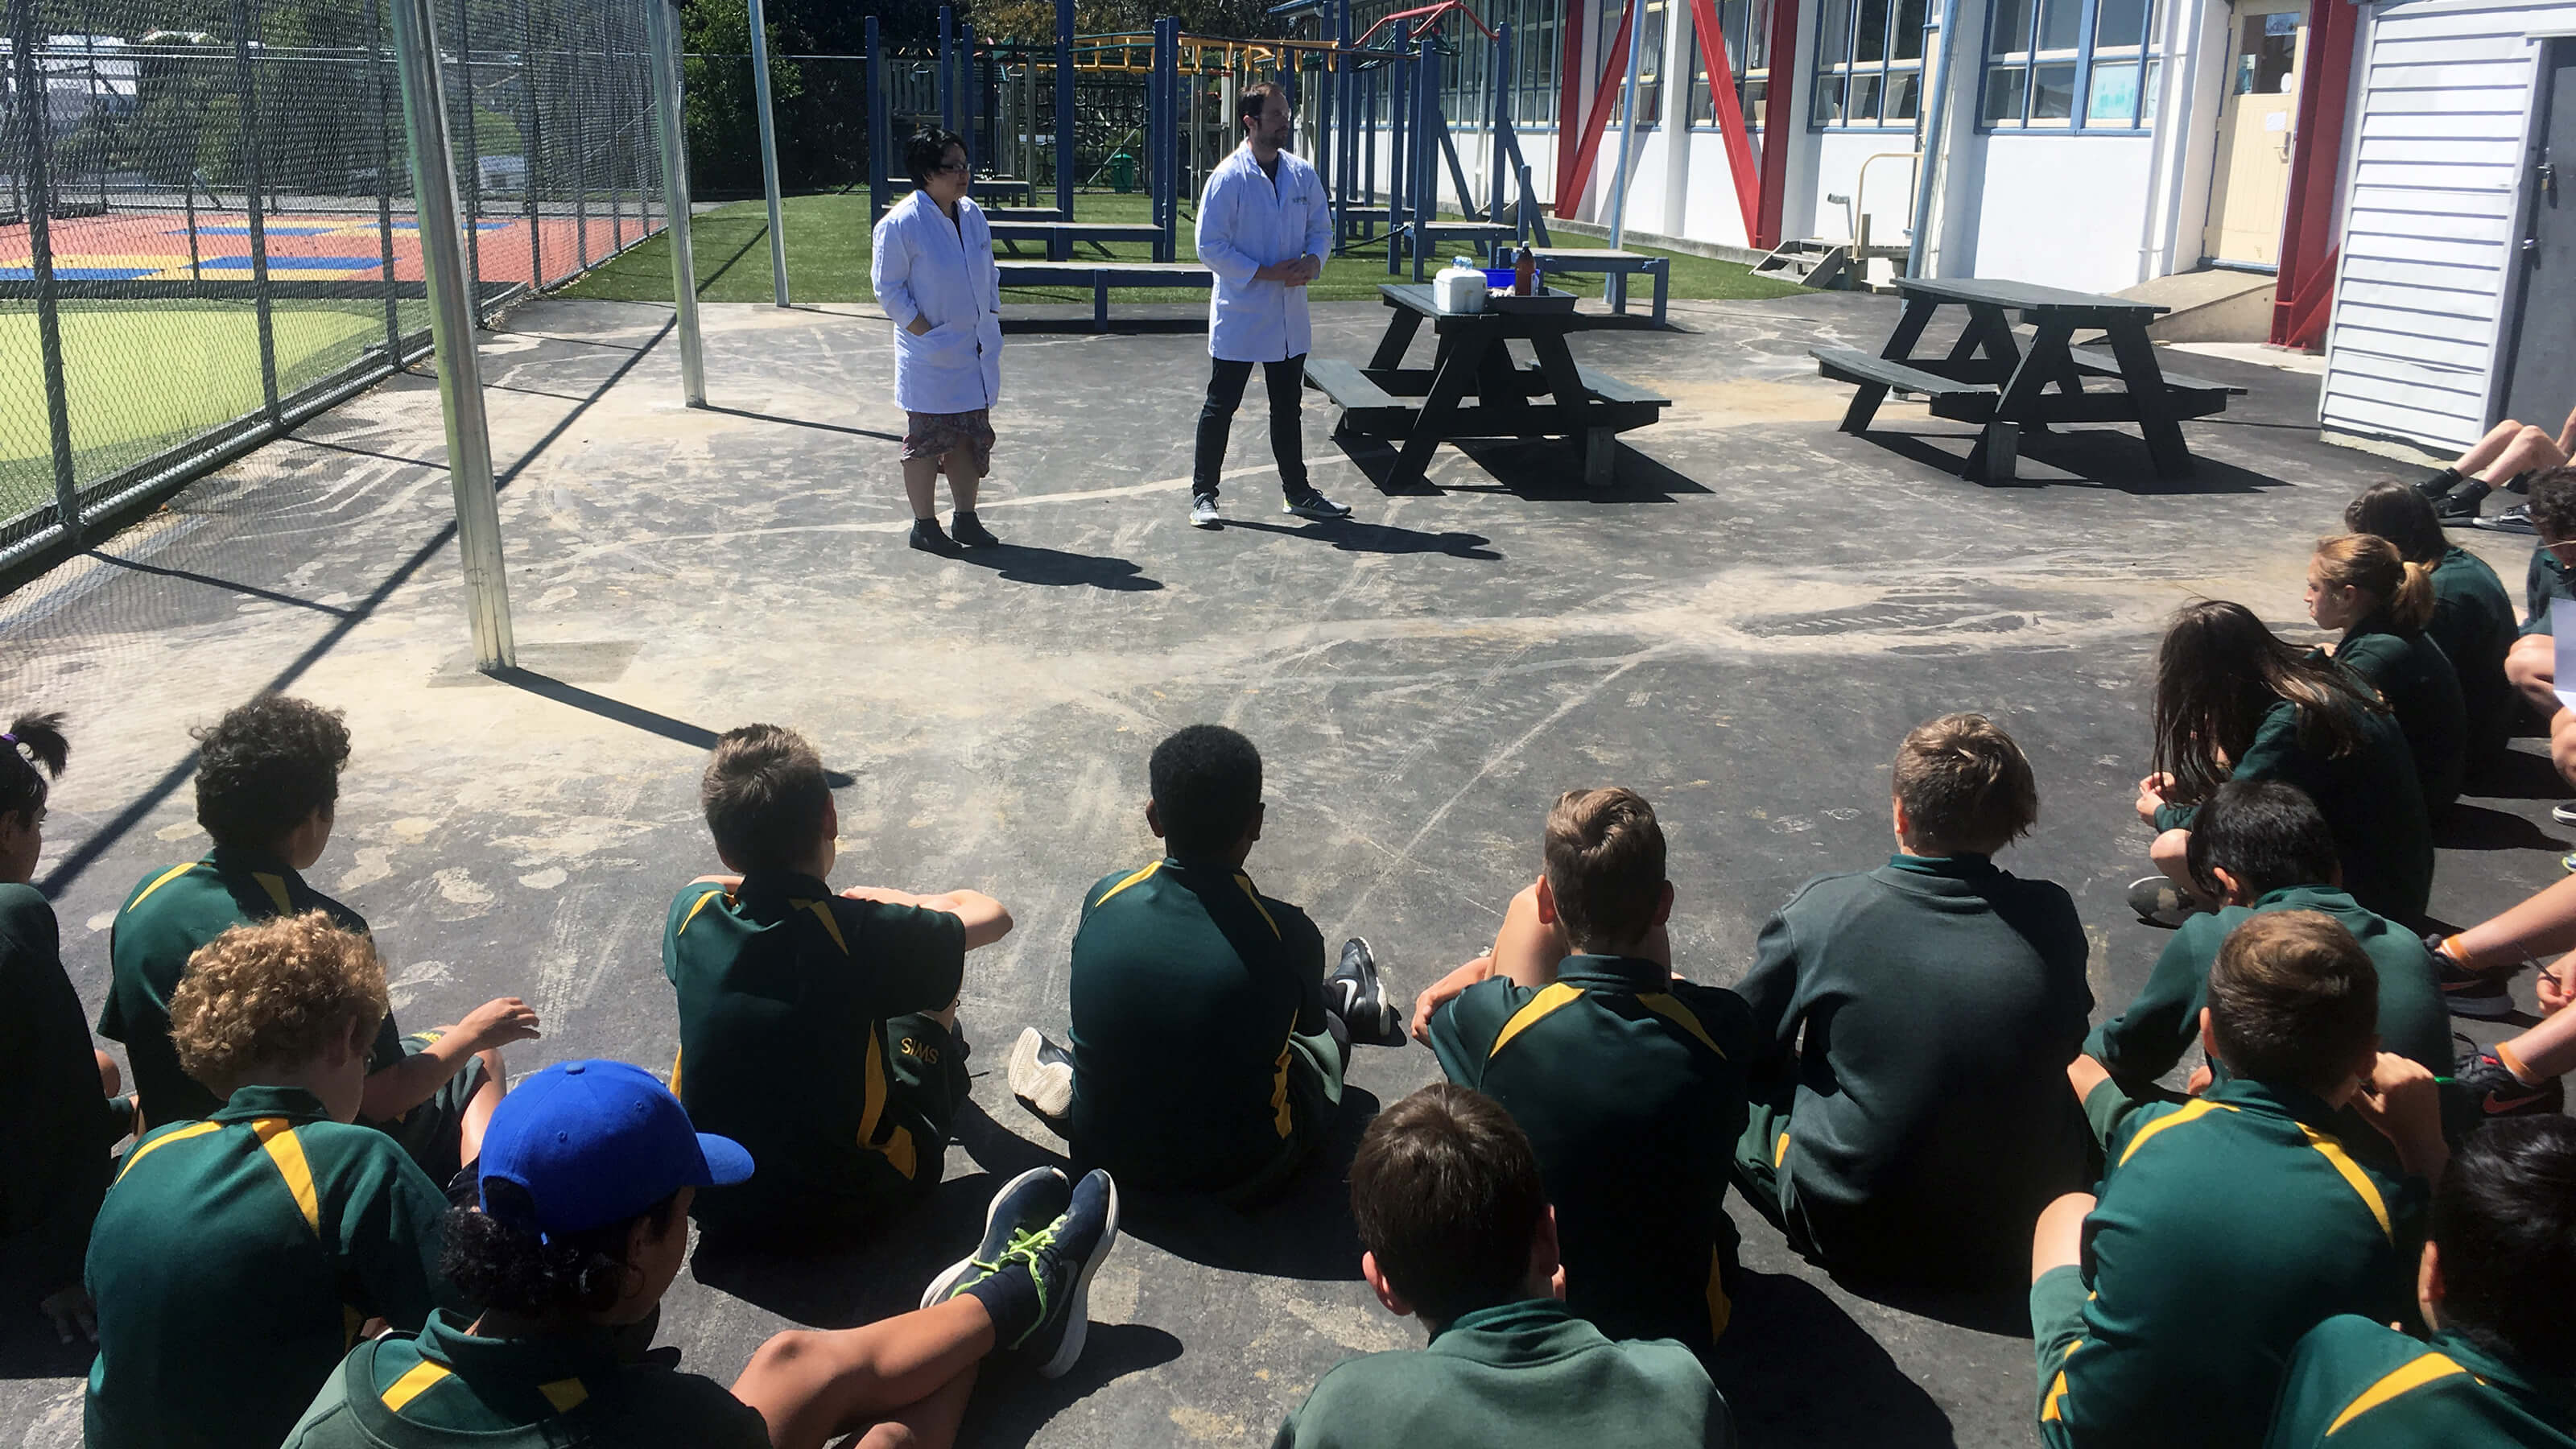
[2320,1,2574,457]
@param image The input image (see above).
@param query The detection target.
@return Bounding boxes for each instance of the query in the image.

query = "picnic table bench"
[994,261,1211,330]
[1490,245,1670,323]
[1810,276,2244,481]
[987,221,1171,262]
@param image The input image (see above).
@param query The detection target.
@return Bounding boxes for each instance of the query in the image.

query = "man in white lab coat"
[1190,83,1351,529]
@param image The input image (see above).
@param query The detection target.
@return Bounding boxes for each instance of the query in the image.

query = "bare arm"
[837,886,1013,950]
[360,997,540,1121]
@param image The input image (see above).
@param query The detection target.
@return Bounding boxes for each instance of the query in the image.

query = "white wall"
[1960,134,2160,290]
[1808,130,1925,248]
[2318,0,2576,453]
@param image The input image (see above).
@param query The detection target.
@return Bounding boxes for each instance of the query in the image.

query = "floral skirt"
[901,408,995,474]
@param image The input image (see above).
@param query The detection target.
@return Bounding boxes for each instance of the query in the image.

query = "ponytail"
[0,711,68,822]
[2313,534,2432,634]
[2392,559,2436,633]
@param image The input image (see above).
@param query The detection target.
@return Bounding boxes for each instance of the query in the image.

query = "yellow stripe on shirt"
[379,1360,453,1412]
[1636,993,1726,1058]
[538,1377,590,1413]
[2326,1353,2469,1435]
[1092,861,1161,907]
[1488,982,1585,1060]
[676,888,727,936]
[251,873,295,916]
[126,861,203,913]
[1232,874,1282,940]
[2299,1125,2395,1244]
[2116,1097,2237,1168]
[792,899,851,956]
[251,1118,324,1234]
[114,1120,222,1181]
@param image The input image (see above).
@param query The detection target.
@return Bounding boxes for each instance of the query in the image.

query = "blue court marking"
[388,220,514,232]
[0,266,161,280]
[197,255,383,270]
[178,225,345,236]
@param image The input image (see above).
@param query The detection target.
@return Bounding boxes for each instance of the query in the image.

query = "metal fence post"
[455,0,485,323]
[521,1,544,289]
[865,14,890,221]
[231,0,280,422]
[570,15,589,270]
[9,0,80,542]
[643,0,704,407]
[747,0,789,305]
[367,0,403,365]
[387,0,513,671]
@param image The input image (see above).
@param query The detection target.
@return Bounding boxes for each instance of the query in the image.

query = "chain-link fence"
[0,0,668,579]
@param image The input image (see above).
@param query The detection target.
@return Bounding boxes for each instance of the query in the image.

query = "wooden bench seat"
[1303,358,1406,413]
[1811,347,2000,402]
[1574,366,1672,407]
[2066,347,2249,397]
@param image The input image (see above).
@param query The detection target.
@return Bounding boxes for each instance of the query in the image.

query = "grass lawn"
[0,301,393,522]
[557,189,1802,308]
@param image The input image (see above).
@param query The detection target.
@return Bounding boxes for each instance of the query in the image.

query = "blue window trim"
[1974,0,2161,133]
[1806,0,1934,133]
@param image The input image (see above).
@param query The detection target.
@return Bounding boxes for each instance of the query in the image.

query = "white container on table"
[1431,256,1487,315]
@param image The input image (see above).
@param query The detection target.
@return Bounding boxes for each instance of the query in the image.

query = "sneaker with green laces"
[923,1166,1121,1378]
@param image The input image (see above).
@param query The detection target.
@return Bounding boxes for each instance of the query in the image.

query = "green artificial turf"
[556,189,1802,308]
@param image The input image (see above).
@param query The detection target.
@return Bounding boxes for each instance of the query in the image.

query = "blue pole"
[1055,0,1074,217]
[939,7,956,132]
[866,15,889,220]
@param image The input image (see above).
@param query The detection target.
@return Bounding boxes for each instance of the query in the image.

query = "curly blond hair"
[170,911,387,1092]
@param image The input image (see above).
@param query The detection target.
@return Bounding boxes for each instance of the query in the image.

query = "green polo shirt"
[2429,545,2517,762]
[281,1308,773,1448]
[2334,615,2467,811]
[1738,854,2094,1284]
[662,872,964,1231]
[2151,699,2433,922]
[85,1084,454,1449]
[1429,955,1753,1356]
[1274,1298,1730,1447]
[2087,884,2450,1161]
[99,846,402,1130]
[2264,1316,2574,1449]
[0,883,133,1295]
[2521,545,2573,636]
[2037,1077,2423,1449]
[1067,856,1329,1194]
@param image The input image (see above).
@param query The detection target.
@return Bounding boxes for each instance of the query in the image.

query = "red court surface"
[0,208,651,283]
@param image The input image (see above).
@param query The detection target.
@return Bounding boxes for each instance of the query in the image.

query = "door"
[2500,39,2576,430]
[2202,0,2306,266]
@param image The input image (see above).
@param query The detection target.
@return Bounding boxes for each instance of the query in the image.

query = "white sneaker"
[2553,802,2576,826]
[1189,494,1220,528]
[1009,1026,1075,1129]
[1283,489,1352,520]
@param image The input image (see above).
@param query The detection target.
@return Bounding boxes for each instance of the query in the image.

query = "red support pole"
[1556,0,1588,202]
[1756,0,1799,250]
[1556,0,1636,219]
[1686,0,1761,246]
[2269,0,2359,347]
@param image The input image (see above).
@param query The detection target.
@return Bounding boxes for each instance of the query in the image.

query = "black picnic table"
[1811,276,2244,481]
[1305,283,1671,492]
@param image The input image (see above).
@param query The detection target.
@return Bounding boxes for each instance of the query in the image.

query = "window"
[1593,0,1666,128]
[1686,0,1773,135]
[1983,0,2161,129]
[1435,0,1562,127]
[1811,0,1928,127]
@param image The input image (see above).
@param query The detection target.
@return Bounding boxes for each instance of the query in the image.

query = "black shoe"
[2430,936,2517,1019]
[910,518,960,553]
[2415,466,2462,501]
[1328,937,1406,1047]
[2477,503,2537,535]
[952,511,1001,547]
[2454,1048,2564,1118]
[2434,482,2491,526]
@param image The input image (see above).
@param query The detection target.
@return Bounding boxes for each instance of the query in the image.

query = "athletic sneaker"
[2454,1048,2565,1118]
[926,1168,1121,1378]
[1009,1026,1075,1131]
[2415,467,2462,501]
[2477,502,2537,536]
[1190,493,1221,528]
[1328,937,1406,1048]
[1283,489,1353,521]
[952,511,1001,547]
[2430,935,2517,1019]
[2563,850,2576,876]
[910,518,959,554]
[2553,803,2576,826]
[920,1166,1069,1310]
[2126,875,2204,931]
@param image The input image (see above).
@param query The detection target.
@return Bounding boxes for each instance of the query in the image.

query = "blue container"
[1480,266,1518,290]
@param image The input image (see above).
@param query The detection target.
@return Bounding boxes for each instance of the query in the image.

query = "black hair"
[2185,779,2339,902]
[905,127,966,188]
[192,696,350,850]
[2433,1117,2576,1368]
[1149,724,1262,860]
[1348,1084,1548,1325]
[1239,80,1287,130]
[2343,482,2446,565]
[440,1183,686,1319]
[0,711,68,824]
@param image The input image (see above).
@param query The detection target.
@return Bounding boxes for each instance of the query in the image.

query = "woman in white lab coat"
[870,129,1005,552]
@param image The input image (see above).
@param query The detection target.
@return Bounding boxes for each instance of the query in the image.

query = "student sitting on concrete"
[86,912,456,1449]
[2497,469,2576,799]
[1009,724,1404,1204]
[283,1060,1123,1449]
[100,695,536,1184]
[2087,781,2448,1162]
[0,712,134,1346]
[2132,601,2430,927]
[1426,787,1754,1357]
[663,724,1011,1243]
[2307,533,2469,813]
[2431,925,2576,1121]
[2264,1115,2576,1449]
[2033,912,2446,1449]
[1728,712,2094,1291]
[1272,1083,1731,1448]
[2419,401,2575,528]
[2345,482,2518,774]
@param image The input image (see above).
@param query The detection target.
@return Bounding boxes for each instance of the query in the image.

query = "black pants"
[1194,355,1309,499]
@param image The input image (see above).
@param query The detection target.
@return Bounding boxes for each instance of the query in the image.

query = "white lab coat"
[870,190,1004,414]
[1195,144,1332,363]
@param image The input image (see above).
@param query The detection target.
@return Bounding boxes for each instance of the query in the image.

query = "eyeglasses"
[931,160,969,175]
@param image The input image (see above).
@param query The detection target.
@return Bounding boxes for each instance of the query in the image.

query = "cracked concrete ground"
[1,290,2562,1447]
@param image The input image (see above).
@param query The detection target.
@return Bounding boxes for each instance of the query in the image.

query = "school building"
[1340,0,2573,460]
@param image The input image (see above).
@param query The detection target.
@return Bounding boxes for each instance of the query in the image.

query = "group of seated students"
[4,457,2576,1447]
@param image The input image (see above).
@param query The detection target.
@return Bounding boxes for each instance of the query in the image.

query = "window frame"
[1978,0,2161,134]
[1592,0,1670,130]
[1685,0,1773,138]
[1807,0,1933,133]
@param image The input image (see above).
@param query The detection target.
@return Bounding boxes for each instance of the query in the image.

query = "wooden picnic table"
[1305,283,1670,491]
[1811,276,2243,481]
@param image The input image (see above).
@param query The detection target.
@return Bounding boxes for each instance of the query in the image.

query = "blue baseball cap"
[477,1059,753,1240]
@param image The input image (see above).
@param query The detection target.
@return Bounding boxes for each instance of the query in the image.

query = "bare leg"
[2149,828,2209,906]
[902,456,943,520]
[941,448,982,516]
[2480,425,2571,485]
[2454,419,2529,478]
[94,1050,120,1097]
[2551,711,2576,791]
[2031,1192,2095,1283]
[846,1363,978,1449]
[1488,884,1571,989]
[2509,634,2560,715]
[459,1049,508,1168]
[733,1295,995,1449]
[2499,1007,2576,1081]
